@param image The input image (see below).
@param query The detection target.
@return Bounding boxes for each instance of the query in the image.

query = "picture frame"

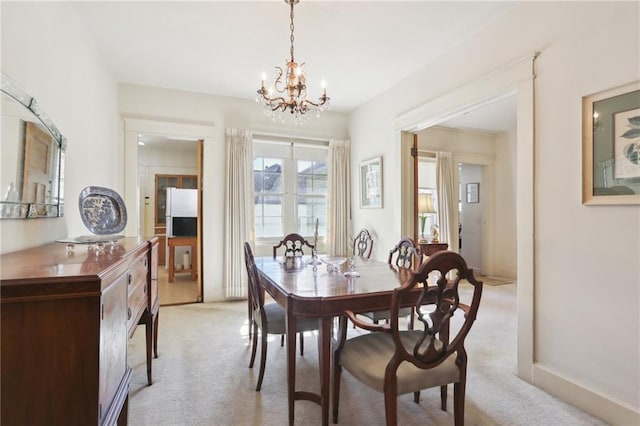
[582,81,640,205]
[466,182,479,204]
[360,156,383,208]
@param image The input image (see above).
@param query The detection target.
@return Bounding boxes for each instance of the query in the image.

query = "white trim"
[395,53,536,132]
[533,364,640,425]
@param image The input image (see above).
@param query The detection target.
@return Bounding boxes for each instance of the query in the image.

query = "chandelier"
[256,0,330,123]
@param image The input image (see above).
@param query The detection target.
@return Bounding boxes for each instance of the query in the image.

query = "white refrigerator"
[165,187,198,269]
[166,187,197,236]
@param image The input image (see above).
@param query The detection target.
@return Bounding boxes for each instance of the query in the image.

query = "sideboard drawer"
[127,281,146,337]
[129,253,148,289]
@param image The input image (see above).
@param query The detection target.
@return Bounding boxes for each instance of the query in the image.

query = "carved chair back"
[387,237,421,269]
[272,233,314,258]
[353,228,374,259]
[390,250,483,367]
[244,242,265,326]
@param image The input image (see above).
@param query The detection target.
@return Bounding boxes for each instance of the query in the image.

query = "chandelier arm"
[273,67,286,94]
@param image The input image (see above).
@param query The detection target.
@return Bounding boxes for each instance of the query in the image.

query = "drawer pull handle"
[127,307,132,320]
[128,274,133,285]
[144,258,148,268]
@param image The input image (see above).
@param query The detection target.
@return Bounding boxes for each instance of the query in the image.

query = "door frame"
[394,53,537,382]
[123,118,214,302]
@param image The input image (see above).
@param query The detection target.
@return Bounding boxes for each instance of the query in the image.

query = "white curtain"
[327,139,351,256]
[223,128,254,299]
[436,151,459,252]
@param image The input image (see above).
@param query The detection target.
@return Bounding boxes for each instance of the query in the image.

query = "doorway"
[137,134,202,305]
[398,54,535,380]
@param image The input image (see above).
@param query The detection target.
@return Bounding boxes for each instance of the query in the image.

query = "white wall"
[119,83,349,302]
[460,163,485,274]
[494,128,517,278]
[1,2,119,253]
[348,2,639,423]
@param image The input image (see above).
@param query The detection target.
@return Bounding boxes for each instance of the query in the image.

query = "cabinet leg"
[153,312,159,359]
[146,316,153,385]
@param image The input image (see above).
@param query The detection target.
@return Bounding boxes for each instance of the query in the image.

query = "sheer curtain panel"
[327,139,351,256]
[436,151,459,252]
[224,128,254,299]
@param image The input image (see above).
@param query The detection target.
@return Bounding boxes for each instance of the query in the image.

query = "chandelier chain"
[289,1,295,61]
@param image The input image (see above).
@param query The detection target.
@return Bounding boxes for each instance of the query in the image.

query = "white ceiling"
[439,94,517,133]
[72,0,516,121]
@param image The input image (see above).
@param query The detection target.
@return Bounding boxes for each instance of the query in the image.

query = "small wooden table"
[167,236,197,282]
[418,242,448,257]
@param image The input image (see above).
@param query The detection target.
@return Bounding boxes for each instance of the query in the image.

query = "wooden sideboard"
[0,236,159,426]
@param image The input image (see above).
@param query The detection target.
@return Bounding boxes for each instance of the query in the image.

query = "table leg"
[190,243,197,281]
[168,244,175,283]
[285,312,297,426]
[318,317,333,426]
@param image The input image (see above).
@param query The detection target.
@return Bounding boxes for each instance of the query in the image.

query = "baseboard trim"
[533,364,640,425]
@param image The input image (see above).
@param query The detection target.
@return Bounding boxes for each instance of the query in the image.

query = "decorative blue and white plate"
[78,186,127,235]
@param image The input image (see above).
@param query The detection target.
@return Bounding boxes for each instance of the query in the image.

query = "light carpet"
[127,283,605,425]
[475,275,513,286]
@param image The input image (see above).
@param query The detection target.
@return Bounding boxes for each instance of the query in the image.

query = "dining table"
[254,255,415,426]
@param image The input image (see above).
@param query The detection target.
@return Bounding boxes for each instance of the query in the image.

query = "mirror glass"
[1,74,65,218]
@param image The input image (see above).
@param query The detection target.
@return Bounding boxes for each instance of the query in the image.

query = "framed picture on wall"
[582,81,640,205]
[466,182,479,203]
[360,156,383,208]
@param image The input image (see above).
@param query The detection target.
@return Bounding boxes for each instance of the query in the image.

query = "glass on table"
[343,256,360,277]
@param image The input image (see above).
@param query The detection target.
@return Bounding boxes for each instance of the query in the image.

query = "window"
[253,138,328,243]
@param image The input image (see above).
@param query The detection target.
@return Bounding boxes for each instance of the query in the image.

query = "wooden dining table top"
[255,255,415,318]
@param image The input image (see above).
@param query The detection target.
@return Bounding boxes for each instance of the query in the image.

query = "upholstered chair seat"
[256,303,318,336]
[340,331,459,396]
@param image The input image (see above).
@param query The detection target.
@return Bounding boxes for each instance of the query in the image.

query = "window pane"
[181,177,197,189]
[263,197,282,216]
[253,158,263,171]
[254,170,264,193]
[255,158,282,191]
[296,196,327,237]
[312,175,327,194]
[296,160,327,196]
[254,194,283,239]
[262,217,282,238]
[297,175,309,195]
[297,160,312,174]
[264,172,282,192]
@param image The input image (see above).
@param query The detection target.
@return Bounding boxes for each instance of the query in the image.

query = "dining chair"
[243,242,319,391]
[359,237,421,328]
[271,233,315,346]
[353,228,374,259]
[332,250,483,425]
[272,233,314,258]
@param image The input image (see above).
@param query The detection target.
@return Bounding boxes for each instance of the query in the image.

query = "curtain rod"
[253,131,329,144]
